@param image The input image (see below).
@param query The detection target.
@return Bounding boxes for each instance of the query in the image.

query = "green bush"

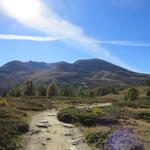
[117,100,150,109]
[100,106,127,122]
[86,132,104,143]
[57,106,124,126]
[47,81,58,97]
[78,113,97,126]
[144,79,150,86]
[57,107,101,126]
[125,88,139,101]
[146,88,150,97]
[134,112,150,122]
[0,107,29,150]
[0,98,8,106]
[86,130,112,149]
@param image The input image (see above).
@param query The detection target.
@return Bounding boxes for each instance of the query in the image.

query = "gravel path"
[77,102,112,109]
[25,110,91,150]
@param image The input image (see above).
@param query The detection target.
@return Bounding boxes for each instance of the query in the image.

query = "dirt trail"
[25,110,91,150]
[77,102,112,109]
[25,103,112,150]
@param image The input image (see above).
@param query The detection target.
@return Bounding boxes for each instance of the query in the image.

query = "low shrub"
[117,100,150,109]
[58,106,125,126]
[125,88,139,101]
[86,130,112,149]
[57,107,101,126]
[86,132,100,143]
[9,98,53,111]
[0,107,29,150]
[0,98,8,106]
[86,131,106,143]
[134,112,150,122]
[98,106,128,125]
[78,113,98,126]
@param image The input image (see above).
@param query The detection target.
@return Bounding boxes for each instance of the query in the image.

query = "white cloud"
[96,40,150,47]
[0,0,137,70]
[0,34,64,41]
[1,34,150,47]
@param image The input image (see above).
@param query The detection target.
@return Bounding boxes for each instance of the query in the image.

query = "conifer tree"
[24,81,35,96]
[126,88,139,101]
[38,84,47,96]
[47,81,58,97]
[146,89,150,97]
[14,84,22,97]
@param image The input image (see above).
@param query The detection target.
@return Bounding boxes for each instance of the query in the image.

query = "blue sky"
[0,0,150,73]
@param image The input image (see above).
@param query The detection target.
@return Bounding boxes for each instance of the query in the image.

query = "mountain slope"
[0,59,149,95]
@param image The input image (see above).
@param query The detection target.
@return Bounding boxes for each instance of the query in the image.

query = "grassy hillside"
[1,85,150,150]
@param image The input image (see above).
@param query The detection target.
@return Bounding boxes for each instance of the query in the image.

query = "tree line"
[4,80,150,99]
[125,87,150,101]
[3,80,120,98]
[4,81,58,97]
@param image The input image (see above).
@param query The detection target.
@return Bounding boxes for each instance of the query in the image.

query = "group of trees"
[5,81,58,97]
[4,80,120,98]
[77,86,119,98]
[144,79,150,97]
[4,80,150,99]
[125,87,150,101]
[144,79,150,86]
[125,88,139,101]
[146,89,150,97]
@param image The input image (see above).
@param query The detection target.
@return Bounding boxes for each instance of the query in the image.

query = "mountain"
[0,58,149,95]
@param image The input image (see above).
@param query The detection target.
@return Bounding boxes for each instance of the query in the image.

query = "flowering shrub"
[0,98,8,106]
[106,129,145,150]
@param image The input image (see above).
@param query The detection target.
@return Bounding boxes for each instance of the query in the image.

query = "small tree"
[2,91,8,97]
[107,86,118,94]
[144,79,150,86]
[60,86,74,97]
[146,89,150,97]
[14,84,22,97]
[126,88,139,101]
[88,90,95,98]
[78,88,86,97]
[38,84,47,96]
[7,89,16,97]
[47,81,58,97]
[96,88,107,96]
[24,81,35,96]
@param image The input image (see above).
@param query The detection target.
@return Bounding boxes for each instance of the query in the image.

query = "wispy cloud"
[0,0,137,70]
[1,34,150,48]
[97,40,150,47]
[0,34,64,42]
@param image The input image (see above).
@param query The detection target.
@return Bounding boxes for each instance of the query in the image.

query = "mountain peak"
[2,60,23,67]
[0,58,149,95]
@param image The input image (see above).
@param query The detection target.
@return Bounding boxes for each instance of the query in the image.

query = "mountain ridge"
[0,58,149,95]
